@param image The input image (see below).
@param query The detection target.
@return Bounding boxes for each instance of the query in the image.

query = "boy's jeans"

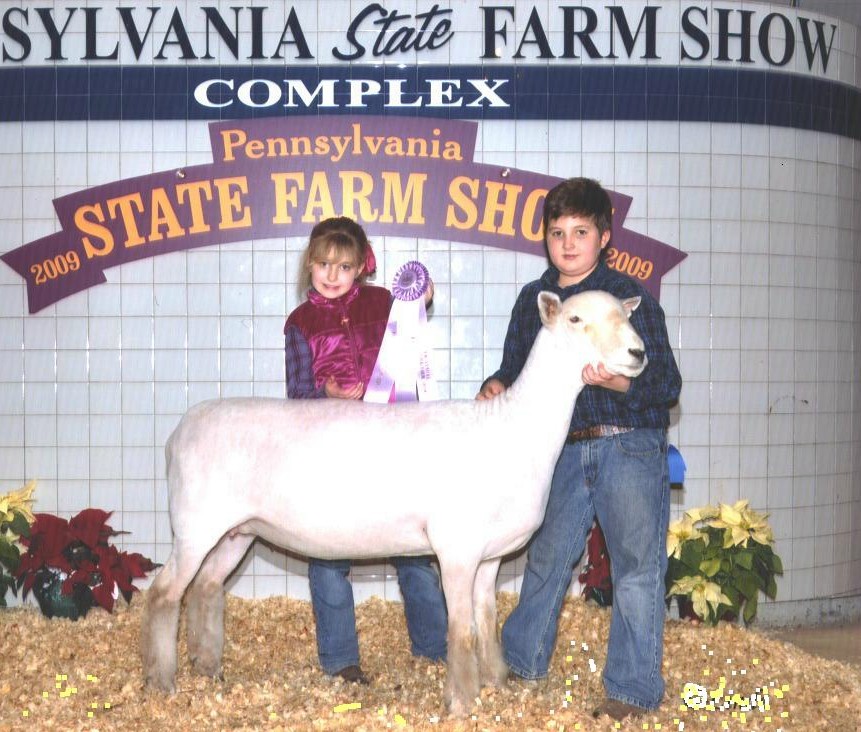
[501,427,670,710]
[309,555,448,674]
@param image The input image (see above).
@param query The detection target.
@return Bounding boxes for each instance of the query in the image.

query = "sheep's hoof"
[190,655,223,680]
[445,692,475,719]
[481,667,508,688]
[144,673,176,694]
[480,658,510,688]
[447,699,469,719]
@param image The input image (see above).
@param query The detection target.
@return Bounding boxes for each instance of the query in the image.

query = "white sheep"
[140,289,647,717]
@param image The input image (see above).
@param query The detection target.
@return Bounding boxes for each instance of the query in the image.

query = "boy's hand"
[325,377,364,400]
[582,363,631,393]
[476,378,506,401]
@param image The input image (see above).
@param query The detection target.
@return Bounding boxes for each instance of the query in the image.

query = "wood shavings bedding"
[1,592,859,730]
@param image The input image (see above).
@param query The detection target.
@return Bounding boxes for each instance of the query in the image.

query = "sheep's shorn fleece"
[141,290,647,717]
[1,593,859,731]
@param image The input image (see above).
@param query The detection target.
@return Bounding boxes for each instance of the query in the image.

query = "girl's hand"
[424,278,435,305]
[582,363,631,393]
[476,378,506,401]
[325,377,364,400]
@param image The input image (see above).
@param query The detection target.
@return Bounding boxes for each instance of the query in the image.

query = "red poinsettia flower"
[15,509,159,617]
[578,522,613,607]
[16,513,76,593]
[68,508,117,549]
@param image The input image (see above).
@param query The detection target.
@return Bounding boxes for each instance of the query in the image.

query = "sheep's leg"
[437,558,480,717]
[186,533,255,679]
[473,558,507,688]
[141,541,210,693]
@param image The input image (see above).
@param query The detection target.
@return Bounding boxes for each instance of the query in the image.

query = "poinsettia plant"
[665,500,783,625]
[15,508,159,618]
[578,523,613,607]
[579,500,783,627]
[0,481,36,607]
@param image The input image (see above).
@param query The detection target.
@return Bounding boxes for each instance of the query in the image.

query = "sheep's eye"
[569,315,581,323]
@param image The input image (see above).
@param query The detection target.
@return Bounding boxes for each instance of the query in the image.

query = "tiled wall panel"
[0,1,859,614]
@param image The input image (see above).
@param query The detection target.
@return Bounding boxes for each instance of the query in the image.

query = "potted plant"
[666,500,783,625]
[15,507,159,620]
[0,481,36,607]
[578,522,613,607]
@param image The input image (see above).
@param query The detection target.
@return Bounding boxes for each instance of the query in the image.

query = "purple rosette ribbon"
[364,260,437,403]
[392,261,429,302]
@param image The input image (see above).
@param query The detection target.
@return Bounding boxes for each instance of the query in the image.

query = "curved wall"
[491,115,861,622]
[0,1,858,621]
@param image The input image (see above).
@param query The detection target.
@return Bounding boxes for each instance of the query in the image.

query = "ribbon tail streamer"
[364,261,437,403]
[364,321,397,404]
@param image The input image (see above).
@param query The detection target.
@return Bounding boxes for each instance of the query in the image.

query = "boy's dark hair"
[542,178,613,235]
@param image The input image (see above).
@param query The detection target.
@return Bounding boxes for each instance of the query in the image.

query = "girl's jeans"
[309,555,448,674]
[501,427,670,710]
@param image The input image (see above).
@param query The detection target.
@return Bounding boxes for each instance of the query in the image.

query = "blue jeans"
[308,556,448,675]
[501,428,670,710]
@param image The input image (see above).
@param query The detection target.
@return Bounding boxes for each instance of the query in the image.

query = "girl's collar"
[307,281,361,306]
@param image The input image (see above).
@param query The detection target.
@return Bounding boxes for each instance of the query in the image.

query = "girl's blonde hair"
[299,217,372,292]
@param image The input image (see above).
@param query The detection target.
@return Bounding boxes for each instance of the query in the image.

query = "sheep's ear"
[621,296,641,318]
[538,291,562,326]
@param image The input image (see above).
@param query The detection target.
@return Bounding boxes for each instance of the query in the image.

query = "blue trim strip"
[1,64,859,139]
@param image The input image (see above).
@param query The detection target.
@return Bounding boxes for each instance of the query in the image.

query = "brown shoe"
[334,665,369,685]
[592,698,645,720]
[507,670,541,685]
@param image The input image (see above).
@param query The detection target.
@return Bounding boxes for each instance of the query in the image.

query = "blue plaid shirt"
[485,261,681,432]
[284,325,326,399]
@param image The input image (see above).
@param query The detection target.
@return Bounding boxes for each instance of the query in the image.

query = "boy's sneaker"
[334,665,369,685]
[592,698,645,720]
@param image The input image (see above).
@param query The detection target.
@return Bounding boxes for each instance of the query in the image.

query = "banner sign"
[0,4,838,71]
[1,116,685,312]
[0,2,854,136]
[2,117,686,313]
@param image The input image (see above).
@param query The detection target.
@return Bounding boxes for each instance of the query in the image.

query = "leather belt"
[567,424,634,443]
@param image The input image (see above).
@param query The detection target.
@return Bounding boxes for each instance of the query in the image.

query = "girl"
[284,216,446,684]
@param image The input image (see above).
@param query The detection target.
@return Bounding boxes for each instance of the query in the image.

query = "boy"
[477,178,681,720]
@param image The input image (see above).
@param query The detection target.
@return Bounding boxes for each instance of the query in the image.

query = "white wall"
[1,0,859,617]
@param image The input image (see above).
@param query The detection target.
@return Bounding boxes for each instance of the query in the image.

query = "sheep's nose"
[629,348,645,362]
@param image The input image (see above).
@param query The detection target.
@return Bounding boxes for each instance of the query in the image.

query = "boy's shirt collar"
[544,260,608,294]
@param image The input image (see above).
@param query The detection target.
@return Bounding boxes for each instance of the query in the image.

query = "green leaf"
[699,558,722,577]
[0,534,14,554]
[743,594,758,623]
[722,585,741,607]
[0,567,17,606]
[751,542,771,559]
[732,570,761,600]
[0,536,20,570]
[8,512,31,538]
[771,554,783,574]
[734,550,754,570]
[765,576,778,599]
[699,608,719,627]
[680,540,705,570]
